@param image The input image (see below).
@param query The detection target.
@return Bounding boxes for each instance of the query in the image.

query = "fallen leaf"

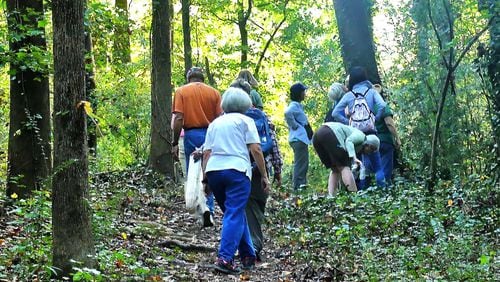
[240,273,251,281]
[115,259,124,268]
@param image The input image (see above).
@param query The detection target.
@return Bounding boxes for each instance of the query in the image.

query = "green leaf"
[37,19,47,28]
[479,255,490,265]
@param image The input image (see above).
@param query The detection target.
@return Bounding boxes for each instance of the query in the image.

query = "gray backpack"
[349,89,375,133]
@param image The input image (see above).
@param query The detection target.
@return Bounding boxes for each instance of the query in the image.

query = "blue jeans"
[379,142,394,185]
[184,128,214,213]
[207,169,256,262]
[359,151,386,190]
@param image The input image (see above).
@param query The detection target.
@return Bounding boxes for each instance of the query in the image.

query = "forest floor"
[84,168,331,281]
[0,166,498,281]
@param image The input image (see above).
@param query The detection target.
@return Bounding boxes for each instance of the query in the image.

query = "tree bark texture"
[52,0,96,277]
[6,0,51,199]
[150,0,174,176]
[181,0,193,76]
[333,0,381,84]
[113,0,131,65]
[85,1,97,155]
[238,0,252,68]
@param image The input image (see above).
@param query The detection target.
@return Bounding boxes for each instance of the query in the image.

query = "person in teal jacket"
[312,122,380,195]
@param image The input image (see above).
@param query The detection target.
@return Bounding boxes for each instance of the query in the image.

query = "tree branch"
[451,16,494,72]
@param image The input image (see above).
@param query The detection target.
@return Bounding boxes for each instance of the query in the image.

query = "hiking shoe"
[203,211,214,227]
[241,256,256,271]
[214,258,240,275]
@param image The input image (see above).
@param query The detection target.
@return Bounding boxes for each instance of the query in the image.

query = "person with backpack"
[201,87,270,274]
[332,66,387,189]
[284,82,312,191]
[230,78,283,262]
[312,122,380,195]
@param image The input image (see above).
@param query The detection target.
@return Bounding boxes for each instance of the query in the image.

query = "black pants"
[245,168,268,260]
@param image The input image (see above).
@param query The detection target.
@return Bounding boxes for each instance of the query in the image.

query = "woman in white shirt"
[202,87,270,275]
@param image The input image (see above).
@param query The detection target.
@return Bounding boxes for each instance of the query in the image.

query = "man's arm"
[384,116,401,150]
[172,112,184,146]
[284,107,299,130]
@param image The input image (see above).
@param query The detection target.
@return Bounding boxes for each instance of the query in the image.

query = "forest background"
[0,0,498,281]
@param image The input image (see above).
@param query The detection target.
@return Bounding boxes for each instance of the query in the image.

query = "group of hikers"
[286,66,401,196]
[170,65,400,275]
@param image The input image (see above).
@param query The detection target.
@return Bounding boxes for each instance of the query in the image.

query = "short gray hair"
[221,87,252,113]
[327,82,345,102]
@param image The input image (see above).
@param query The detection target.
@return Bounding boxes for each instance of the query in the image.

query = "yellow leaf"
[10,193,18,199]
[297,199,302,207]
[77,101,93,115]
[447,199,453,206]
[121,232,127,240]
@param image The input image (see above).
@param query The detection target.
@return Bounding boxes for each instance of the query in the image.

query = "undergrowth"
[0,168,498,281]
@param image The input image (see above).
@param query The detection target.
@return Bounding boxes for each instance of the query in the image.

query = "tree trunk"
[333,0,381,83]
[150,0,174,176]
[181,0,193,75]
[85,1,97,155]
[52,0,96,277]
[254,0,289,78]
[427,0,492,188]
[427,0,454,188]
[113,0,131,64]
[237,0,252,68]
[6,0,51,199]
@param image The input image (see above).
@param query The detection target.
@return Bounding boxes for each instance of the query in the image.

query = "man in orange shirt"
[172,67,222,224]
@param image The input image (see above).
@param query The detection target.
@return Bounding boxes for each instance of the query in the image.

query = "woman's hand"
[353,157,362,166]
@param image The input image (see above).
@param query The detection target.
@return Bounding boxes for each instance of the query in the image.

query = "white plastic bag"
[184,154,209,226]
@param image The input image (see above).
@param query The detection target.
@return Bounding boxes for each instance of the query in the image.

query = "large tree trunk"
[181,0,193,75]
[333,0,381,83]
[113,0,131,65]
[85,1,97,155]
[150,0,174,176]
[6,0,51,199]
[52,0,96,277]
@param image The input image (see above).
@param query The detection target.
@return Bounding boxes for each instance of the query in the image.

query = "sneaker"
[214,258,241,275]
[203,211,214,227]
[241,256,256,270]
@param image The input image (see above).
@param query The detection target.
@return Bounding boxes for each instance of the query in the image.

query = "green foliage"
[90,63,151,171]
[270,178,499,280]
[0,190,53,281]
[377,0,496,180]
